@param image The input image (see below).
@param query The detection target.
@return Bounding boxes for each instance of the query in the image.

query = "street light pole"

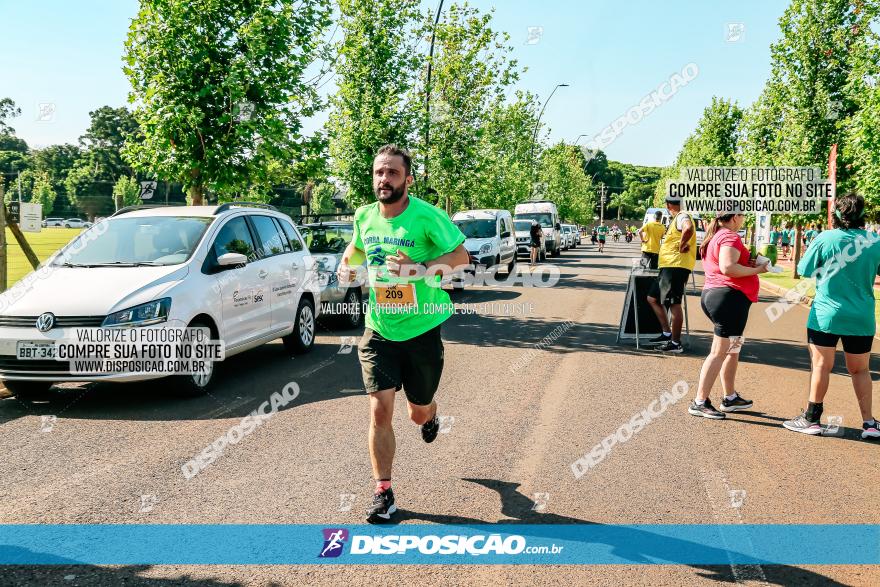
[423,0,445,197]
[529,83,569,197]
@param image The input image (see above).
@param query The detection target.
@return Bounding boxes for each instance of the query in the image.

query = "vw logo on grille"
[36,312,56,332]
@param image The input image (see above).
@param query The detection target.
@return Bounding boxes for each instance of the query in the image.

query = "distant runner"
[337,144,469,523]
[597,222,608,253]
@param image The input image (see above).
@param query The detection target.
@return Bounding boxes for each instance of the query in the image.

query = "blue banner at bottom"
[0,524,877,565]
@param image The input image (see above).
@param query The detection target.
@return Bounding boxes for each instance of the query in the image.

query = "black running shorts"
[358,325,444,406]
[700,286,752,337]
[807,328,873,354]
[648,267,691,306]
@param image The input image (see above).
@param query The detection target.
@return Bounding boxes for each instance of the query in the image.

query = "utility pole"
[423,0,445,196]
[0,183,6,292]
[598,183,607,224]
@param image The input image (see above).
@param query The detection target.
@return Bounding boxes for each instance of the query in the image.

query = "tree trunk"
[188,184,204,206]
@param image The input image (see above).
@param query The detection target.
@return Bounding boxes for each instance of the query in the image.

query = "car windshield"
[454,219,497,239]
[514,220,532,232]
[516,213,552,227]
[53,216,213,267]
[300,225,353,254]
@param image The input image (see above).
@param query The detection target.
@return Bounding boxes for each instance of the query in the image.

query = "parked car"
[514,219,546,262]
[0,202,320,399]
[43,218,64,228]
[298,221,368,328]
[570,224,581,246]
[561,224,576,250]
[515,200,561,257]
[63,218,88,228]
[452,209,517,274]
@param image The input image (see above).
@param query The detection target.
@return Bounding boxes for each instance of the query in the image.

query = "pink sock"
[375,480,392,493]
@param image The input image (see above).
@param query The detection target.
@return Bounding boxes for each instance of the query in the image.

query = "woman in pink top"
[688,213,769,420]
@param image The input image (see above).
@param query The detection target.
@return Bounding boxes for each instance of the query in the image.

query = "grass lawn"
[759,269,880,326]
[5,227,83,286]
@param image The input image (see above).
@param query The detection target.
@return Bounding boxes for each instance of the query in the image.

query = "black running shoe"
[366,488,397,524]
[782,412,822,435]
[861,419,880,440]
[658,340,684,353]
[720,392,754,413]
[421,414,440,443]
[649,333,671,343]
[688,399,726,419]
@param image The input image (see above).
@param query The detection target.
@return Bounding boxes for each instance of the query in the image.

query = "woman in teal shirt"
[784,194,880,439]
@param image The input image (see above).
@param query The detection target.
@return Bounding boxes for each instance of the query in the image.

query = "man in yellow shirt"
[638,210,666,269]
[646,196,696,353]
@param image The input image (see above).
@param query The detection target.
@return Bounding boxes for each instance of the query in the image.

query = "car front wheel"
[284,297,316,354]
[171,320,217,397]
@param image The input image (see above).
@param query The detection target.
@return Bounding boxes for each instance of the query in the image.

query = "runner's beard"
[375,183,406,204]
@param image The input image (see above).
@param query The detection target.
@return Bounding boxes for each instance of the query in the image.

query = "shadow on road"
[396,478,848,586]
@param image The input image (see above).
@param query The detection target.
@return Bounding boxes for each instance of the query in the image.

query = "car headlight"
[102,298,171,327]
[479,243,492,254]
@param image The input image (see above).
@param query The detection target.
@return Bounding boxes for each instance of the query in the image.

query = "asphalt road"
[1,240,878,586]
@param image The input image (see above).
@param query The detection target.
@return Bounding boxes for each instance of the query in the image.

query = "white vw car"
[0,203,320,399]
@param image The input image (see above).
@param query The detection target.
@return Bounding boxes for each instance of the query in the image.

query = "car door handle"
[258,270,269,279]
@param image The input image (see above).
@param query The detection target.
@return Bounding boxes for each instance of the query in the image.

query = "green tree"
[538,142,594,224]
[416,3,520,213]
[31,172,57,215]
[0,98,21,135]
[113,176,142,210]
[123,0,332,204]
[472,92,540,211]
[64,166,111,219]
[79,106,140,181]
[327,0,421,209]
[654,97,744,205]
[845,9,880,211]
[309,181,339,215]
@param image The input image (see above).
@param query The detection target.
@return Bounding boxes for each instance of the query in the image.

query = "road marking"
[699,467,768,585]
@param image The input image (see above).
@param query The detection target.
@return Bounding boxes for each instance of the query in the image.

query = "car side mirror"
[500,231,511,238]
[217,252,248,268]
[555,223,561,230]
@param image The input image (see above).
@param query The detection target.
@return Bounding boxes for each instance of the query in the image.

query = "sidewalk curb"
[758,279,813,308]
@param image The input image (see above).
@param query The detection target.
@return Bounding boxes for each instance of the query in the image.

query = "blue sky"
[0,0,788,166]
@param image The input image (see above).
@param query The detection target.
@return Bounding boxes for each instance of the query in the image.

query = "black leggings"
[700,286,752,337]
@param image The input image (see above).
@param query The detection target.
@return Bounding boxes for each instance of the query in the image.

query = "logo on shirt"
[367,245,387,266]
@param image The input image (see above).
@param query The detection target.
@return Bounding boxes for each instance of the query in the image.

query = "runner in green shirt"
[596,223,608,253]
[337,144,469,523]
[784,194,880,439]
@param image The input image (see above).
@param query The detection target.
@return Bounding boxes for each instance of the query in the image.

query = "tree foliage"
[123,0,332,204]
[326,0,422,209]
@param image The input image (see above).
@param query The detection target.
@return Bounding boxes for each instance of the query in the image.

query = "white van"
[515,200,561,257]
[452,209,516,274]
